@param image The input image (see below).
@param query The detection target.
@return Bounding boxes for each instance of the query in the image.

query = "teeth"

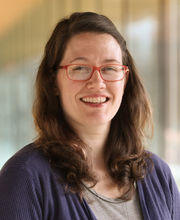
[81,97,107,104]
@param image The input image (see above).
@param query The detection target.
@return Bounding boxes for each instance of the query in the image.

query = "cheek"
[57,74,70,99]
[56,77,69,109]
[58,85,72,108]
[113,81,125,101]
[58,80,81,109]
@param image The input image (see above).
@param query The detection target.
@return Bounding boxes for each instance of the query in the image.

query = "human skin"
[56,32,129,198]
[56,32,127,134]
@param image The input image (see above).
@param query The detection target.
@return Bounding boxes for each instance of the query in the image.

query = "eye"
[101,66,119,73]
[71,65,90,73]
[72,65,85,70]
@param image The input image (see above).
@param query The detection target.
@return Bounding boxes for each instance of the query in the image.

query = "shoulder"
[147,152,175,184]
[0,143,67,196]
[0,144,96,220]
[150,152,171,175]
[0,143,62,191]
[0,144,68,219]
[143,151,179,195]
[138,152,180,219]
[0,143,66,202]
[0,143,50,175]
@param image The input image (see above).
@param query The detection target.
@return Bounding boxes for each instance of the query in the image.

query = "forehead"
[66,32,120,49]
[61,32,122,64]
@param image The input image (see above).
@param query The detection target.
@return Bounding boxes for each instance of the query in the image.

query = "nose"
[86,70,106,89]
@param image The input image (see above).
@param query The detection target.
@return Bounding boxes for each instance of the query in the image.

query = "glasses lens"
[100,65,126,81]
[68,65,92,80]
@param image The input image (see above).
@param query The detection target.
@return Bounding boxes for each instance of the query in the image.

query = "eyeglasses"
[57,64,129,82]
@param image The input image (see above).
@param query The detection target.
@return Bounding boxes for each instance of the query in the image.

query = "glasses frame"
[57,64,129,82]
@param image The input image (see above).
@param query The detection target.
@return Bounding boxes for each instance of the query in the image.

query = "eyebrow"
[70,57,121,64]
[103,59,121,64]
[70,57,88,63]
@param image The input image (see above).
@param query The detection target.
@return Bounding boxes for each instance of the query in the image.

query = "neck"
[72,122,111,169]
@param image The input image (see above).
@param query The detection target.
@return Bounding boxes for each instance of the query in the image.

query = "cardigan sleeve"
[165,163,180,219]
[154,154,180,219]
[0,145,97,220]
[0,162,43,220]
[137,153,180,220]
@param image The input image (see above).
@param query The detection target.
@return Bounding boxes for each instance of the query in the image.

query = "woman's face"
[56,32,127,130]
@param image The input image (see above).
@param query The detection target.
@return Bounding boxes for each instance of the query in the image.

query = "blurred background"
[0,0,179,187]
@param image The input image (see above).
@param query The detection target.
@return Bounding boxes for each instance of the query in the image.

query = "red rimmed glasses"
[56,64,129,82]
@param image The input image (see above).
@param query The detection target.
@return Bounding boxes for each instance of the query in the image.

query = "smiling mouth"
[80,97,109,104]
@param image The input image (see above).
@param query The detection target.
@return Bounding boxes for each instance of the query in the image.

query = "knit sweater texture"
[0,143,180,220]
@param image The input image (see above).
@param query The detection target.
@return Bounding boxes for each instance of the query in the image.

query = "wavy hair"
[33,12,153,200]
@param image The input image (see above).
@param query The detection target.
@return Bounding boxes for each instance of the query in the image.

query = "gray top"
[83,184,144,220]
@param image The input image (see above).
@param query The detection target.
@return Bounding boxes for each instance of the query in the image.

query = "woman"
[0,12,179,220]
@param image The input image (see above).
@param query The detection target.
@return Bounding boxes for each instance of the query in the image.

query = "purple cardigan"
[0,144,180,220]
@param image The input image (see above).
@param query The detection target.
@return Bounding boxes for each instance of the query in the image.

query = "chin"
[83,117,112,126]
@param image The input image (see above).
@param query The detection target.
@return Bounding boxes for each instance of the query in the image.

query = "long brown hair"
[33,12,153,200]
